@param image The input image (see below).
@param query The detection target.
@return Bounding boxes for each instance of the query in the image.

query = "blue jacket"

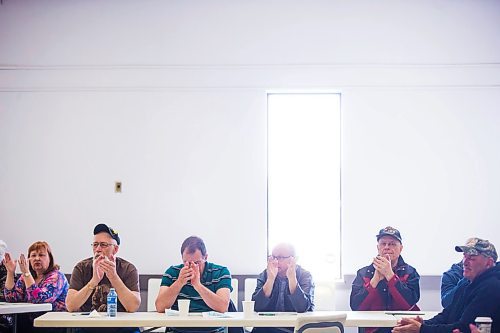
[440,261,469,308]
[422,263,500,333]
[252,265,314,313]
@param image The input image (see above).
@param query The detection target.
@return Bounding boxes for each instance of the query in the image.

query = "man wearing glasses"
[155,236,233,333]
[66,224,141,332]
[251,243,314,333]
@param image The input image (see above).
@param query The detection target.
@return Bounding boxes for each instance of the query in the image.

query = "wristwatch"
[24,272,31,277]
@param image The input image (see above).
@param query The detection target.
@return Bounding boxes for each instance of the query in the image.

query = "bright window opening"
[268,92,342,281]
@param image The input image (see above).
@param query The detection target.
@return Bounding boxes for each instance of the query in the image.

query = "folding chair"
[294,313,346,333]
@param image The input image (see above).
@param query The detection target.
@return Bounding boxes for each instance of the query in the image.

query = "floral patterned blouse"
[3,269,68,311]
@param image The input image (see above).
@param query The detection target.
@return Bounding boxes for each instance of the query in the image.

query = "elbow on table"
[155,299,170,313]
[124,296,141,313]
[214,303,229,313]
[65,300,79,313]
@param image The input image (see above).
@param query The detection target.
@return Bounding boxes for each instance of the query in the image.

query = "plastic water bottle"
[107,288,117,317]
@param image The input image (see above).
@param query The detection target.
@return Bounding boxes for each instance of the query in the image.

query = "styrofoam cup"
[242,300,255,317]
[178,299,190,317]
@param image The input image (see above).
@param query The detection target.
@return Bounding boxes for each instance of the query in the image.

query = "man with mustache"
[350,226,421,333]
[66,224,141,333]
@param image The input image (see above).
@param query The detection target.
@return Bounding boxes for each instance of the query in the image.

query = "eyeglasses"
[269,255,292,261]
[91,242,115,249]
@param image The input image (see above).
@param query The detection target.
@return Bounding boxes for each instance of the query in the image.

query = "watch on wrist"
[23,272,31,277]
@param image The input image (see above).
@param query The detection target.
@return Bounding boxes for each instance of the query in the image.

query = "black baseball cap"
[376,226,402,243]
[93,223,120,245]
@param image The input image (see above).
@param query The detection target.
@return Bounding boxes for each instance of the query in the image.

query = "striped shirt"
[161,261,232,312]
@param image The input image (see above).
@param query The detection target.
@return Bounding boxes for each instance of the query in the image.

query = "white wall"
[1,0,499,286]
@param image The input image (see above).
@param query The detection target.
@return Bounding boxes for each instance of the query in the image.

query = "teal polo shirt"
[161,261,232,312]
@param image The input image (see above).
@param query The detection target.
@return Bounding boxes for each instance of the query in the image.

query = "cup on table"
[475,317,492,333]
[177,299,190,317]
[242,300,255,317]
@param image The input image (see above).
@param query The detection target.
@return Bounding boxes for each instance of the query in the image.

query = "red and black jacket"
[350,256,421,311]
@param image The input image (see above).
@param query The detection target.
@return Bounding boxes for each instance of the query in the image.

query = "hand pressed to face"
[181,249,206,287]
[271,243,296,278]
[285,256,297,281]
[266,256,279,280]
[91,233,119,284]
[373,254,393,280]
[97,254,118,280]
[177,263,194,286]
[190,262,202,287]
[92,255,105,284]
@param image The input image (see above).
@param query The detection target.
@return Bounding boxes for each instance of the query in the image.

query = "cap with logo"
[93,223,120,245]
[455,238,497,262]
[376,226,402,243]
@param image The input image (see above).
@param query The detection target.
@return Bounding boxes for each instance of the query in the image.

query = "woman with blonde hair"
[3,241,68,332]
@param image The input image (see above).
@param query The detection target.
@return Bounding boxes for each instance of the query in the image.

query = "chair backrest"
[244,278,257,301]
[294,313,346,333]
[147,277,239,312]
[230,278,238,307]
[313,281,336,310]
[147,278,163,312]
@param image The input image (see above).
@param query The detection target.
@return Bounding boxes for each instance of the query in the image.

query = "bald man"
[251,243,314,333]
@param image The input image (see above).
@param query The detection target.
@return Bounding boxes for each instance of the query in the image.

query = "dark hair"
[181,236,207,256]
[27,241,59,278]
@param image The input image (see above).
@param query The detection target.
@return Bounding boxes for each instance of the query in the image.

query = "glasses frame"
[269,255,293,261]
[91,242,116,249]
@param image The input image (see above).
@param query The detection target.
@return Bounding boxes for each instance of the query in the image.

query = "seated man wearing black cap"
[66,224,141,333]
[350,226,421,333]
[393,238,499,333]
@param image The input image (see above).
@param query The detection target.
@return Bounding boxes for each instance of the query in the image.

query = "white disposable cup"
[475,317,492,333]
[178,299,190,317]
[242,300,255,317]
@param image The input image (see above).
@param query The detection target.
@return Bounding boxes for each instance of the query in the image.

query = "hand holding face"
[373,255,394,280]
[18,254,30,274]
[178,263,194,286]
[266,256,278,281]
[190,262,202,288]
[3,253,17,274]
[98,254,118,280]
[285,257,297,281]
[91,255,105,285]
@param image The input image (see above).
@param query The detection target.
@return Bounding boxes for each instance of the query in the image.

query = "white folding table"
[34,310,438,333]
[0,302,52,333]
